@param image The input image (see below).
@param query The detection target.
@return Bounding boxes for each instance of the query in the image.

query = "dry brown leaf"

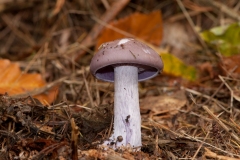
[221,54,240,78]
[0,59,58,105]
[96,10,163,48]
[35,124,55,135]
[140,90,186,118]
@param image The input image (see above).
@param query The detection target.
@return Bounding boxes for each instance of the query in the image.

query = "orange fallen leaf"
[0,59,58,105]
[96,10,163,48]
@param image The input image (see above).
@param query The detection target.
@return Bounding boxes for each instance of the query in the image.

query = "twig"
[176,0,208,50]
[230,118,240,133]
[2,14,36,46]
[202,67,237,106]
[168,10,206,22]
[91,16,134,38]
[201,0,240,21]
[202,106,230,132]
[101,0,110,10]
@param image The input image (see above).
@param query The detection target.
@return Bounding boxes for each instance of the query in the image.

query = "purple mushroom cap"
[90,38,163,82]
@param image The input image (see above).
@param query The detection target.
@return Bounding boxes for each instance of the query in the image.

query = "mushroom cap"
[90,38,164,82]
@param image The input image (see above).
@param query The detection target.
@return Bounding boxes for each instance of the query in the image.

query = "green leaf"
[201,23,240,56]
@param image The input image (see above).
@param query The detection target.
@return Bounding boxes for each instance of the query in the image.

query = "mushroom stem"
[112,65,141,148]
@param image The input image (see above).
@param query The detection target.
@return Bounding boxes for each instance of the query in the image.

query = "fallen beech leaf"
[140,90,186,119]
[96,10,163,48]
[0,59,58,105]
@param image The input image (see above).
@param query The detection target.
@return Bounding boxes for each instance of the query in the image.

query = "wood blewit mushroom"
[90,38,163,149]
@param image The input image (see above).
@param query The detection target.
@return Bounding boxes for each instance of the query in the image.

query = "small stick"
[203,0,240,21]
[176,0,208,50]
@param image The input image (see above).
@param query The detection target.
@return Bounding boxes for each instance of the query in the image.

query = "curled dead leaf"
[140,90,186,119]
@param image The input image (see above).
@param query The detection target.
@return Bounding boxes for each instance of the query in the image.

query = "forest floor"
[0,0,240,159]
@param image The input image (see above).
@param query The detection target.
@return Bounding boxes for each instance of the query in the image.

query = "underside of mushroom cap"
[90,38,164,82]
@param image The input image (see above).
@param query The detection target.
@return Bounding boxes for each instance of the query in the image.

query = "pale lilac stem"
[106,65,141,148]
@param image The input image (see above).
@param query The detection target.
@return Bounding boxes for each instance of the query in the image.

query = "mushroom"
[90,38,163,149]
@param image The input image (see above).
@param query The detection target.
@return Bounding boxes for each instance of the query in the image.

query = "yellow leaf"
[160,53,197,81]
[144,42,197,81]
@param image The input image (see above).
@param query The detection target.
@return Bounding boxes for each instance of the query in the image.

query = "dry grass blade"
[184,87,230,113]
[202,105,240,145]
[1,14,36,46]
[202,0,240,21]
[71,118,79,160]
[191,131,210,160]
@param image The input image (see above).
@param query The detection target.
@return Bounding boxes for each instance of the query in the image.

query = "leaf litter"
[0,0,240,159]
